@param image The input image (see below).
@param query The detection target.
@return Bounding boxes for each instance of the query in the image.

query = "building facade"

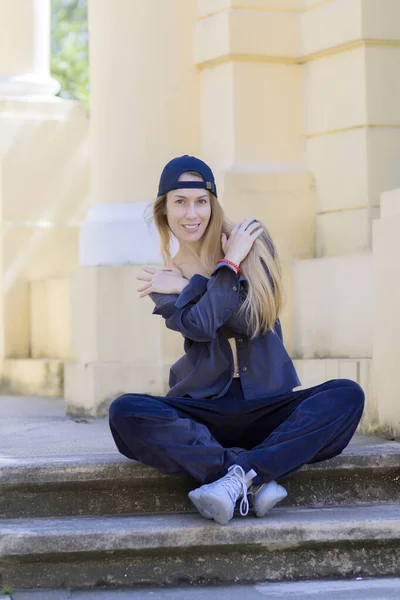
[0,0,399,436]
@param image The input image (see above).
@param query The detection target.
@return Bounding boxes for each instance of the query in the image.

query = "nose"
[185,203,198,219]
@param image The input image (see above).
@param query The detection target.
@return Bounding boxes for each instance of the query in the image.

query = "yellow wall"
[2,0,400,434]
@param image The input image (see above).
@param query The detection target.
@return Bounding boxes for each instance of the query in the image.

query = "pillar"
[65,0,199,416]
[372,188,400,438]
[0,0,73,365]
[0,1,89,402]
[194,0,317,353]
[0,0,59,96]
[301,0,400,257]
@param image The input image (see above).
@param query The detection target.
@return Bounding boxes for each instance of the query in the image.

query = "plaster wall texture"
[1,0,399,435]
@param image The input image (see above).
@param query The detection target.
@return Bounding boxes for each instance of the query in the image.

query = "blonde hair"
[146,171,285,340]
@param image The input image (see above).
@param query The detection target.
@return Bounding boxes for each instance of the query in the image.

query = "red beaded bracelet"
[216,258,241,275]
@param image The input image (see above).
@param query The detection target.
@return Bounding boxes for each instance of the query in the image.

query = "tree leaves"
[50,0,89,109]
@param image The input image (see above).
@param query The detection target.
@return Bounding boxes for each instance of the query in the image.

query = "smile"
[182,224,201,232]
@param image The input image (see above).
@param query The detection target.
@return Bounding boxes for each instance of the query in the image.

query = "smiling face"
[165,172,212,254]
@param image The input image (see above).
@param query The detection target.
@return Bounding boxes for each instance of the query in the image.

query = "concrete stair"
[2,505,400,589]
[0,436,400,591]
[1,439,400,519]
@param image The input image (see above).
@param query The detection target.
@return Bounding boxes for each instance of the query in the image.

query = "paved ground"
[3,578,400,599]
[0,396,115,458]
[0,395,388,460]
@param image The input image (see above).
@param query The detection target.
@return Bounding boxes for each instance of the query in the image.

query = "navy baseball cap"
[157,155,218,198]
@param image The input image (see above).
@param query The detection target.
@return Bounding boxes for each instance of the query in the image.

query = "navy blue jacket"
[150,262,301,401]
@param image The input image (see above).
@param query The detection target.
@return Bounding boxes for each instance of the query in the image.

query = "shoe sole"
[188,490,232,525]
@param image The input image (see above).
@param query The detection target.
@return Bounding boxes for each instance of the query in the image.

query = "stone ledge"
[1,438,400,486]
[0,360,64,397]
[2,504,400,556]
[3,505,400,588]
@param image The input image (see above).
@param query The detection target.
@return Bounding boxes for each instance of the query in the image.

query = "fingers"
[234,216,259,232]
[241,216,258,230]
[137,267,155,296]
[136,266,158,281]
[247,221,263,235]
[137,283,153,297]
[234,217,260,234]
[136,274,152,282]
[138,289,152,298]
[252,227,264,240]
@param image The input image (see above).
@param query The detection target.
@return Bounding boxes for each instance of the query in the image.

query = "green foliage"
[50,0,89,108]
[0,586,14,595]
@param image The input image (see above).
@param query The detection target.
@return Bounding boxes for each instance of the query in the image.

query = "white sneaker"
[188,464,257,525]
[249,481,288,517]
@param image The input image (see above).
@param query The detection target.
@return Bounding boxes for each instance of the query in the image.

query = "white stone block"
[303,47,366,135]
[79,202,167,266]
[293,253,373,358]
[338,359,358,381]
[0,359,64,397]
[195,7,297,66]
[0,73,60,97]
[299,358,327,388]
[196,0,298,19]
[64,361,170,417]
[365,47,400,125]
[30,279,70,359]
[306,127,400,223]
[305,128,369,213]
[380,189,400,217]
[293,357,375,434]
[316,209,375,257]
[372,211,400,436]
[299,0,361,57]
[367,128,400,207]
[362,0,400,39]
[70,265,165,364]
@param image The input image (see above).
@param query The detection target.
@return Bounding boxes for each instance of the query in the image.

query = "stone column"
[301,0,400,257]
[65,0,199,416]
[372,188,400,438]
[0,0,59,96]
[0,0,76,375]
[194,0,317,353]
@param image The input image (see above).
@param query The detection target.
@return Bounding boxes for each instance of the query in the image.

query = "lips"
[182,224,201,231]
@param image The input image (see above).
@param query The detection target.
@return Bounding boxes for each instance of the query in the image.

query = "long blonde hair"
[147,172,285,339]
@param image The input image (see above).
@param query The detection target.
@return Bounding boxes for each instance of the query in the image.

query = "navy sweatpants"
[109,378,364,486]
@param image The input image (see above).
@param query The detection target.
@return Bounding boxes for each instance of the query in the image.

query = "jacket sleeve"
[225,306,283,340]
[149,262,241,342]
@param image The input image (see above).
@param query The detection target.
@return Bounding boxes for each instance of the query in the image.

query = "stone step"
[7,578,400,599]
[1,504,400,589]
[0,359,64,397]
[1,438,399,519]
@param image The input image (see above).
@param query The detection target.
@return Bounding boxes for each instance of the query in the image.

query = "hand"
[221,216,263,265]
[159,261,184,278]
[136,267,188,298]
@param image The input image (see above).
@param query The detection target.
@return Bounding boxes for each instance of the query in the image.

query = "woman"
[109,155,365,526]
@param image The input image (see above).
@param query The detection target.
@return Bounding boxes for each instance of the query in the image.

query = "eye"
[198,199,207,204]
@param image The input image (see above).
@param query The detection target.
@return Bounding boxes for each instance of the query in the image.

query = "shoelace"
[220,465,250,516]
